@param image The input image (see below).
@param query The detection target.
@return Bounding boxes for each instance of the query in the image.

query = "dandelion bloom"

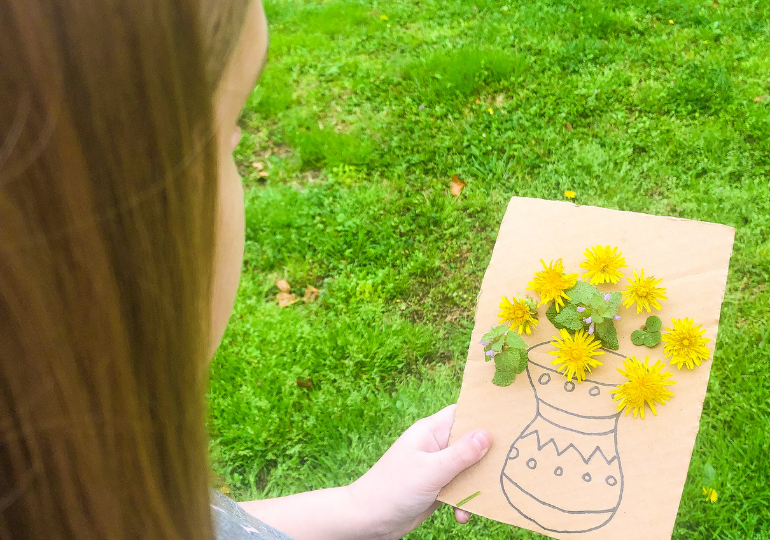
[610,356,675,419]
[622,269,667,313]
[564,190,576,199]
[702,487,718,503]
[527,259,578,312]
[548,328,604,382]
[662,318,710,369]
[580,245,627,285]
[498,296,538,335]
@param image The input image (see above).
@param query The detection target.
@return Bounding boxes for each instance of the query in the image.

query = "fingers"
[454,506,471,524]
[430,429,492,487]
[424,404,456,448]
[402,404,456,452]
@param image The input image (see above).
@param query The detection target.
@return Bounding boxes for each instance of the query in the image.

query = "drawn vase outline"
[500,342,626,534]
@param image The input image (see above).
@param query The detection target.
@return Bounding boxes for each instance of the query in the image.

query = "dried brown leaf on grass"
[450,174,466,197]
[275,279,297,307]
[754,95,768,103]
[303,286,320,303]
[296,378,313,389]
[565,122,573,131]
[277,292,297,307]
[276,279,318,307]
[276,279,291,292]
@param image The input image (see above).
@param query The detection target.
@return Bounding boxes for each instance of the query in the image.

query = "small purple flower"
[485,350,495,357]
[588,322,595,335]
[479,340,489,346]
[613,315,621,321]
[604,293,611,301]
[576,306,586,313]
[583,316,592,324]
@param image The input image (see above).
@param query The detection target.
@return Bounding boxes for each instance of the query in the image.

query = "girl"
[0,1,491,539]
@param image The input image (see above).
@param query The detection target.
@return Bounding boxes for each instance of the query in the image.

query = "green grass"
[208,0,770,537]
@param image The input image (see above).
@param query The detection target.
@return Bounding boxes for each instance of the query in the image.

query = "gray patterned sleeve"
[210,489,295,540]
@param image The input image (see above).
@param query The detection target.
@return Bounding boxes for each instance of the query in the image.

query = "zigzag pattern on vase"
[517,428,617,466]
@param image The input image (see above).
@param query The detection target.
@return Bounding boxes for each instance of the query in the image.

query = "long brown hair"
[0,0,249,538]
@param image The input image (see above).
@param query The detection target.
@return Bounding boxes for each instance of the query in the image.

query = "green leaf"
[492,349,521,386]
[595,320,619,350]
[515,349,530,373]
[490,339,504,352]
[554,304,583,330]
[482,325,508,343]
[592,314,605,325]
[546,303,566,330]
[589,293,606,310]
[644,331,662,347]
[631,329,647,346]
[594,304,611,318]
[646,316,662,333]
[492,371,517,386]
[606,292,623,315]
[506,332,527,350]
[565,280,597,305]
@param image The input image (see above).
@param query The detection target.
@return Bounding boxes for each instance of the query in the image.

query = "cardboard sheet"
[438,197,734,539]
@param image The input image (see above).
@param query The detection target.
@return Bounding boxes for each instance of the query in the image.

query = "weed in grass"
[668,61,733,114]
[285,123,372,169]
[398,49,528,104]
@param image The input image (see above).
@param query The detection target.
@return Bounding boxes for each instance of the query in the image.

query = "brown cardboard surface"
[437,197,735,540]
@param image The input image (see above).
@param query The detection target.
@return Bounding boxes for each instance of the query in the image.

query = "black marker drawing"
[500,341,626,534]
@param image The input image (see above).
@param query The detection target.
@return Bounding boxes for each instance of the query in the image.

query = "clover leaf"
[631,316,663,348]
[646,316,662,333]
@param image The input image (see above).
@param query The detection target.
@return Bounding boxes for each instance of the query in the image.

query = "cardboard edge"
[507,196,739,235]
[437,199,521,507]
[665,224,736,527]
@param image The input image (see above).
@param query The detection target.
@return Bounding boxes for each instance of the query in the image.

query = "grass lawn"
[207,0,770,537]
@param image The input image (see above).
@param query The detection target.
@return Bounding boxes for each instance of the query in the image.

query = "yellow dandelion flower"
[564,190,576,199]
[499,296,539,335]
[580,245,628,285]
[622,269,667,313]
[527,259,578,312]
[702,487,718,503]
[380,14,389,20]
[549,328,604,382]
[662,318,710,370]
[610,356,675,419]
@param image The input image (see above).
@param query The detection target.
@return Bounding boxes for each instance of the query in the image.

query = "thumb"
[429,429,492,488]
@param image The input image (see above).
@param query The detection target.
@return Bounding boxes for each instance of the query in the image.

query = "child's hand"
[347,404,492,540]
[238,405,491,540]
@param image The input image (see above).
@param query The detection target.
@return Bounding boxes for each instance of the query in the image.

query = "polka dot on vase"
[582,472,592,482]
[538,373,551,385]
[526,458,537,470]
[606,475,617,486]
[554,466,563,477]
[589,385,600,396]
[564,381,575,392]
